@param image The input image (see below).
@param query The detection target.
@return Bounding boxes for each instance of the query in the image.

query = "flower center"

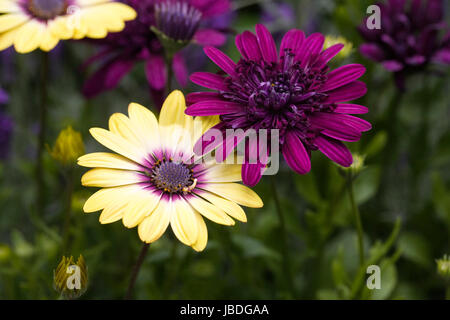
[221,49,332,134]
[154,1,202,42]
[28,0,67,20]
[150,160,195,193]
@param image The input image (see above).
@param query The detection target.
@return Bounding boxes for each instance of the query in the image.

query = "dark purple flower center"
[150,159,194,193]
[221,49,334,146]
[154,1,202,42]
[27,0,68,20]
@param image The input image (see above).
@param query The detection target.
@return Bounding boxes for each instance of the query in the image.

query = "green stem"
[125,243,150,300]
[165,54,174,95]
[270,176,295,298]
[347,172,365,268]
[62,167,74,254]
[36,52,49,215]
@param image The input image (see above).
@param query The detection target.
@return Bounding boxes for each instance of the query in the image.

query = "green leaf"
[353,166,381,204]
[397,232,431,268]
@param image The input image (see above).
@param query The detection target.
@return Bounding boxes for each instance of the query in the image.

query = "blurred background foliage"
[0,0,449,299]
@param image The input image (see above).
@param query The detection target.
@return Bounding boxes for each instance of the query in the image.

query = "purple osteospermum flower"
[186,24,371,187]
[359,0,450,89]
[82,0,232,103]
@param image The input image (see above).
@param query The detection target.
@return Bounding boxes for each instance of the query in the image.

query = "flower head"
[78,90,263,252]
[359,0,450,89]
[187,24,371,186]
[0,0,136,53]
[82,0,232,101]
[49,125,85,166]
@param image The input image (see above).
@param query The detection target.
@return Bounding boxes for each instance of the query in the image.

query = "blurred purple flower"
[0,89,12,160]
[261,1,295,28]
[359,0,450,89]
[0,88,8,105]
[187,24,371,186]
[82,0,232,105]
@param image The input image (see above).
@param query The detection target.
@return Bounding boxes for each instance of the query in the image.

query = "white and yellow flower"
[78,90,263,252]
[0,0,136,53]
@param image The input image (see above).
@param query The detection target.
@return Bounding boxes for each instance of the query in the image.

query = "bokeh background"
[0,0,449,299]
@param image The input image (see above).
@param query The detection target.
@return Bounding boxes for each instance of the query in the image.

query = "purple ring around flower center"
[27,0,68,20]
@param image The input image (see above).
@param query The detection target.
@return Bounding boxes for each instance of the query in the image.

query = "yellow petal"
[159,91,194,152]
[199,163,242,183]
[187,195,234,226]
[78,152,142,171]
[138,198,171,243]
[192,115,220,145]
[14,20,45,53]
[200,192,247,222]
[48,16,74,40]
[0,25,21,51]
[191,212,208,252]
[170,196,198,246]
[89,127,147,164]
[81,168,142,187]
[128,102,160,154]
[109,113,143,147]
[200,183,264,208]
[83,184,142,213]
[0,0,21,13]
[0,13,29,33]
[122,190,161,228]
[99,200,128,224]
[76,0,111,6]
[39,29,60,52]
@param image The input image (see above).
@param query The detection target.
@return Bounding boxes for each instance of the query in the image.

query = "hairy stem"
[347,172,365,268]
[270,176,295,298]
[36,52,49,215]
[125,243,150,300]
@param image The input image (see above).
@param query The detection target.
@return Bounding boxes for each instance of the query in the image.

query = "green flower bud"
[53,255,88,299]
[49,126,85,166]
[436,255,450,279]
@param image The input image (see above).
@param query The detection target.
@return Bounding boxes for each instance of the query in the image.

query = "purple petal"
[240,31,263,61]
[187,92,222,105]
[280,29,305,58]
[298,33,324,67]
[338,114,372,132]
[315,135,353,167]
[242,162,264,187]
[235,34,248,59]
[194,29,227,47]
[310,113,362,142]
[172,53,188,87]
[315,44,344,68]
[382,60,404,72]
[282,131,311,175]
[145,55,166,91]
[83,58,135,98]
[0,88,9,105]
[324,81,367,103]
[433,49,450,64]
[193,0,231,17]
[359,43,385,62]
[204,46,237,77]
[334,104,369,114]
[405,55,426,66]
[186,100,243,116]
[425,0,443,24]
[322,64,366,92]
[190,72,228,91]
[255,24,278,63]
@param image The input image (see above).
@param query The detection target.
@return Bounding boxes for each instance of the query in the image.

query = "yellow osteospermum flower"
[0,0,136,53]
[78,90,263,252]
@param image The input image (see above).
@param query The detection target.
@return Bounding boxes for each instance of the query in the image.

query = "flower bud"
[49,126,85,166]
[436,255,450,279]
[53,255,88,299]
[324,35,353,59]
